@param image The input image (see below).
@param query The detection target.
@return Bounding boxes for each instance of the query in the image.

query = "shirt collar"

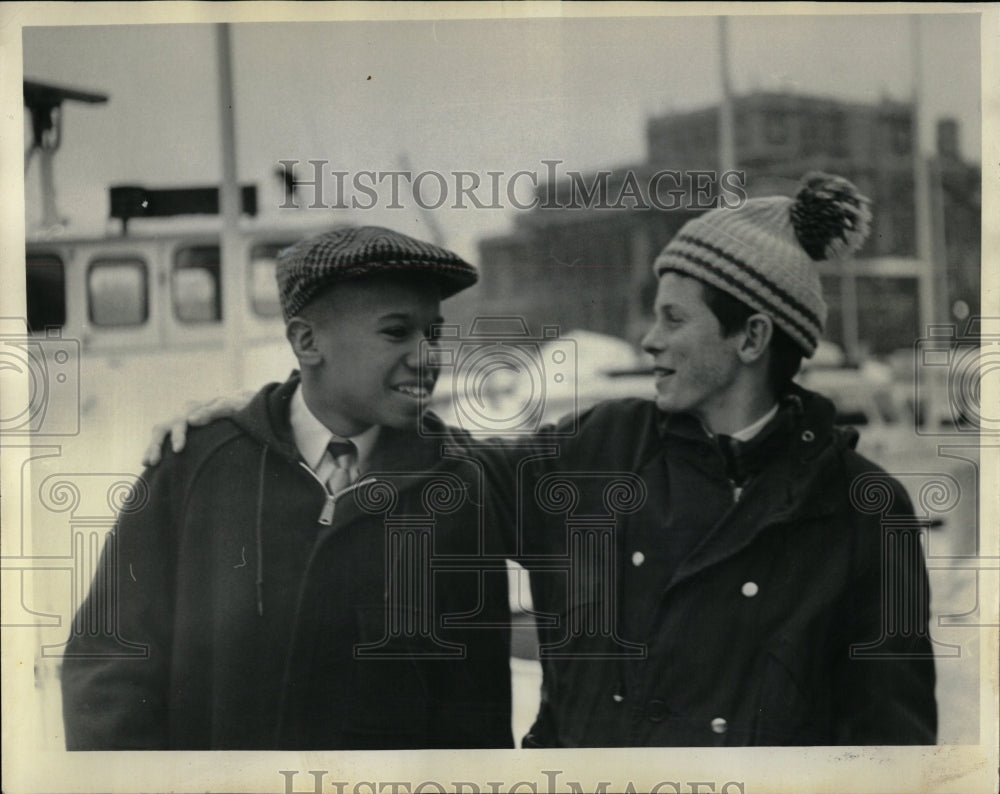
[289,384,380,471]
[659,402,781,444]
[730,402,780,442]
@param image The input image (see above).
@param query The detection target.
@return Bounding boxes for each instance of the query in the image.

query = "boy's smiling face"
[641,271,746,430]
[293,274,444,437]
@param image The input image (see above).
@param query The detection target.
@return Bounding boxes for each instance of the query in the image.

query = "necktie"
[716,434,746,500]
[325,439,358,495]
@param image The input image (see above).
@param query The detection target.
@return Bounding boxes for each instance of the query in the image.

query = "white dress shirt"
[289,384,379,488]
[730,402,780,442]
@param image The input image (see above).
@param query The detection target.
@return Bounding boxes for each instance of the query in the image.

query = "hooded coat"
[517,387,937,747]
[61,373,513,750]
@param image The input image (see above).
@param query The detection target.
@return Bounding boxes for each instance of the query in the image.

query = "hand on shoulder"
[142,391,255,467]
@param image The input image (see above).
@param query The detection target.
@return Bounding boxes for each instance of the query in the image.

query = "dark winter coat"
[61,373,513,750]
[516,386,937,747]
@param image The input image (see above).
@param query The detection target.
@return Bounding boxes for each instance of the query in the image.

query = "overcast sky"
[20,9,983,261]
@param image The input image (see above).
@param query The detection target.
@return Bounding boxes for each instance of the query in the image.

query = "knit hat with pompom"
[652,172,872,356]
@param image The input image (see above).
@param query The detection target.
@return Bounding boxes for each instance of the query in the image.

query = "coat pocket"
[751,635,825,745]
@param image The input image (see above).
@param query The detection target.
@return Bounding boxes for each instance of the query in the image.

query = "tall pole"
[39,146,60,228]
[911,15,938,335]
[718,17,737,176]
[216,23,244,387]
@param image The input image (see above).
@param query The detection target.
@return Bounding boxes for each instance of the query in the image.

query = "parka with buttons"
[516,385,937,747]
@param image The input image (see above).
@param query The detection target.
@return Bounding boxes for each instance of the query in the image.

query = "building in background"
[476,91,981,359]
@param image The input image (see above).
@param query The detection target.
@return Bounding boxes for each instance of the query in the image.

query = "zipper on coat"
[297,462,377,525]
[318,494,336,525]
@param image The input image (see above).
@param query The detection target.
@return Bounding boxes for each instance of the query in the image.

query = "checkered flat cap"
[276,225,478,320]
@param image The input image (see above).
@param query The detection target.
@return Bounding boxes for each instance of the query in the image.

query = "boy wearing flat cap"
[140,175,938,747]
[61,226,514,750]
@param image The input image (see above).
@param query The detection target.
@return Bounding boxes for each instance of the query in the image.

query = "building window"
[800,113,822,157]
[764,110,790,145]
[856,276,919,354]
[818,274,844,352]
[26,252,66,332]
[248,242,292,318]
[173,245,222,323]
[827,111,847,157]
[889,117,912,155]
[88,259,149,327]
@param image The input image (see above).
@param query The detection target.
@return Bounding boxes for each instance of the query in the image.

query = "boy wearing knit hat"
[61,226,515,750]
[641,172,867,432]
[140,176,938,747]
[519,173,936,746]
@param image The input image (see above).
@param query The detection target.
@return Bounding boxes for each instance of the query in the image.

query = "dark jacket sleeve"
[832,463,938,744]
[481,406,611,562]
[60,452,180,750]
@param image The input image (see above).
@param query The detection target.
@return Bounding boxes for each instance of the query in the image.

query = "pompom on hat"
[276,225,479,321]
[652,172,872,356]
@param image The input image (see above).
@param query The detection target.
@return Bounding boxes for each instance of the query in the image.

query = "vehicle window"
[26,252,66,332]
[87,259,149,327]
[248,242,291,318]
[874,389,901,424]
[173,246,222,323]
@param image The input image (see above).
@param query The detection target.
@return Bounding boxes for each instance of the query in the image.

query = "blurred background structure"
[478,91,982,357]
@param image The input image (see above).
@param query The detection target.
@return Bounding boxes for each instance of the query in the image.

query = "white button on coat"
[711,717,728,734]
[741,581,759,597]
[631,551,645,567]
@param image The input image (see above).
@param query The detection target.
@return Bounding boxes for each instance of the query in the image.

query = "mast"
[216,23,245,387]
[717,17,736,176]
[911,14,941,334]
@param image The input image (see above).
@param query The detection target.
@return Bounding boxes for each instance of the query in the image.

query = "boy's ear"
[286,317,322,366]
[737,313,773,364]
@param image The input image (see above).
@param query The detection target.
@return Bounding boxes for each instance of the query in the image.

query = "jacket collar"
[658,384,858,588]
[327,417,467,532]
[657,383,845,460]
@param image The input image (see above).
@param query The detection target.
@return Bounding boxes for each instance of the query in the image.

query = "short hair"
[698,280,804,395]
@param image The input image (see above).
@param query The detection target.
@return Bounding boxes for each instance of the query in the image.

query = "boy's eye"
[381,326,409,339]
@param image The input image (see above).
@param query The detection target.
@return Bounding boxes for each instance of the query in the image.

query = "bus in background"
[23,219,322,473]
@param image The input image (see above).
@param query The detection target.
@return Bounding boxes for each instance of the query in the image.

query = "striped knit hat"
[276,225,479,321]
[652,172,871,356]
